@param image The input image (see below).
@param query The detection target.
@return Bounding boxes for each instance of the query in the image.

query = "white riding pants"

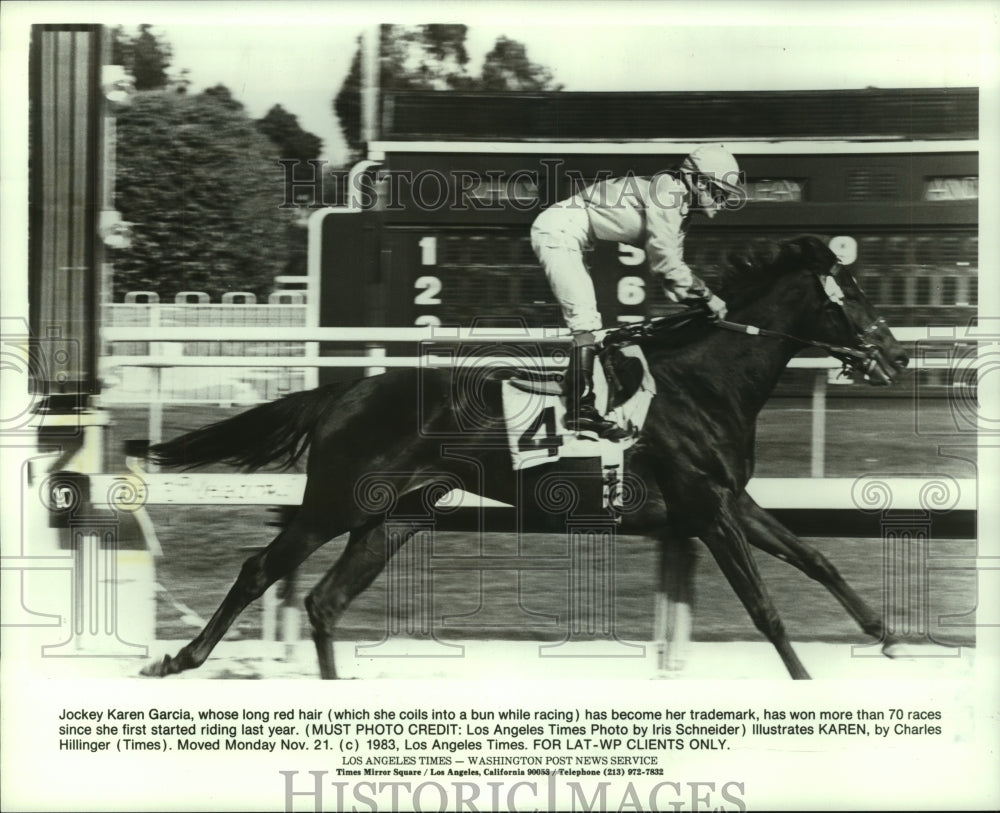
[530,200,602,333]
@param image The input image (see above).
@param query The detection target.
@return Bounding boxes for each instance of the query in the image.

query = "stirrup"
[565,409,631,442]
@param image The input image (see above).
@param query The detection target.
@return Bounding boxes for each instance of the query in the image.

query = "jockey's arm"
[644,181,726,316]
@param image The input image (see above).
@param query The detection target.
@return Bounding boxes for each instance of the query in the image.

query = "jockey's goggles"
[710,183,737,205]
[708,176,744,205]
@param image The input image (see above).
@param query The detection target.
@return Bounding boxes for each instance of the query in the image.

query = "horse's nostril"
[895,352,910,368]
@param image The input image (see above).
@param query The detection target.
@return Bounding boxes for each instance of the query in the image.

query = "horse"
[139,235,908,680]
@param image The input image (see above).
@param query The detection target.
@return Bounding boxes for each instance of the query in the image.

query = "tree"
[480,36,562,91]
[112,24,174,91]
[334,45,364,156]
[113,87,290,301]
[256,105,323,163]
[334,25,560,155]
[255,106,325,277]
[403,24,472,88]
[202,83,245,111]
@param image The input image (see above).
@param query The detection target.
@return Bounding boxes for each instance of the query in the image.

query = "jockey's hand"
[706,295,728,320]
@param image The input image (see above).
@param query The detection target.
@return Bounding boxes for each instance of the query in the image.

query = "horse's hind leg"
[737,492,899,652]
[305,514,429,679]
[141,502,344,678]
[653,534,698,674]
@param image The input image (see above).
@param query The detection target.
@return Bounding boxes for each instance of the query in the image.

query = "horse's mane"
[716,235,836,312]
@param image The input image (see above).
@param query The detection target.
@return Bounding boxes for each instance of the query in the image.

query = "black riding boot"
[564,343,631,441]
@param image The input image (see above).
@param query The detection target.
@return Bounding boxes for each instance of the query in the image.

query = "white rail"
[99,354,963,371]
[101,355,563,369]
[93,473,978,512]
[103,326,977,343]
[369,139,979,156]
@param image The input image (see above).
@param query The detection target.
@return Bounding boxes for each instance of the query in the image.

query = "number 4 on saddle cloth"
[501,309,708,512]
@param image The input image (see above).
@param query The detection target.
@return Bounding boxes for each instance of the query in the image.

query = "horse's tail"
[149,382,352,471]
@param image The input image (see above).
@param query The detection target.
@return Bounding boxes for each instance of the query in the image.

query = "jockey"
[530,143,744,440]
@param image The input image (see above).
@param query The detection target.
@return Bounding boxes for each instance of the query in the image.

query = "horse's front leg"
[653,534,698,674]
[697,493,811,679]
[736,492,900,653]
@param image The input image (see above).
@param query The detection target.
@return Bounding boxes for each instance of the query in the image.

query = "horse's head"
[725,236,909,385]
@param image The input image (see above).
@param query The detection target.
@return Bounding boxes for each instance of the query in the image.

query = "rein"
[713,318,871,363]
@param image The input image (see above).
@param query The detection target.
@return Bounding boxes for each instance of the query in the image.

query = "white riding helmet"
[681,144,743,195]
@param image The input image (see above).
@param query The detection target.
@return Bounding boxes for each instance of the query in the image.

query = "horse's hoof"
[658,648,686,673]
[882,641,910,659]
[655,656,685,677]
[140,654,174,677]
[883,640,957,660]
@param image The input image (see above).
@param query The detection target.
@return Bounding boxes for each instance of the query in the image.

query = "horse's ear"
[787,234,835,266]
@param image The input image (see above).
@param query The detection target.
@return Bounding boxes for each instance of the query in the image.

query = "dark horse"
[141,235,908,680]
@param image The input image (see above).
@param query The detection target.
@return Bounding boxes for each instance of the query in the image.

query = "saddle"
[506,368,563,397]
[501,342,654,470]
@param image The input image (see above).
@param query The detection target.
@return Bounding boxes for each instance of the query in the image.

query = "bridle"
[713,263,888,380]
